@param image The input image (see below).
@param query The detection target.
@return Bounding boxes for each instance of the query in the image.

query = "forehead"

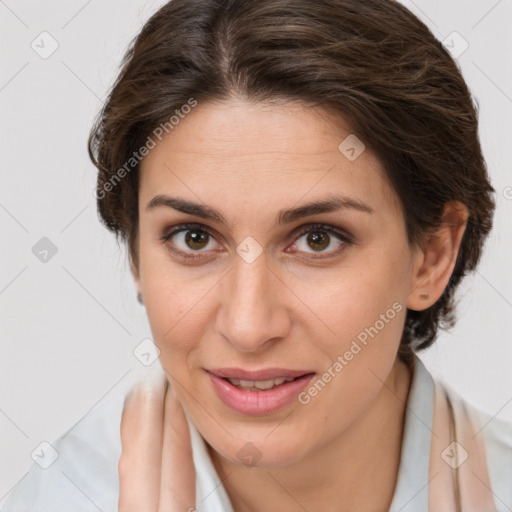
[139,99,401,218]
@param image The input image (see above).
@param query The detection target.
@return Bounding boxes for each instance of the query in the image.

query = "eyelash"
[159,222,354,262]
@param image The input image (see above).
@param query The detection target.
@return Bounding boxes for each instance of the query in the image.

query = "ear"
[407,201,469,311]
[130,260,141,295]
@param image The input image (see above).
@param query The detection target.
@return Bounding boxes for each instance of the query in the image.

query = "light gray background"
[1,0,511,504]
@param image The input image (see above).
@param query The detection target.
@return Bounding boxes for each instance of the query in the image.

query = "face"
[134,98,421,467]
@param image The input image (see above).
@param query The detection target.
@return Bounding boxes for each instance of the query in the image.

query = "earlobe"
[407,201,468,311]
[130,261,142,300]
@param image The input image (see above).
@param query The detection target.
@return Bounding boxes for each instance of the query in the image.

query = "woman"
[3,0,510,511]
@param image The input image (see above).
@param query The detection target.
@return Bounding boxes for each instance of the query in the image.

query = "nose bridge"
[217,252,289,352]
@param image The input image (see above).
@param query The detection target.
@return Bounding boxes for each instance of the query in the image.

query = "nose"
[215,250,291,353]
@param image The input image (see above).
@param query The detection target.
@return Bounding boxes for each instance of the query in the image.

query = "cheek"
[138,245,207,354]
[308,274,407,415]
[144,286,204,355]
[295,263,406,358]
[292,256,408,410]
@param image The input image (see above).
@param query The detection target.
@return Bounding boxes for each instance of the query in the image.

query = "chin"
[203,423,313,468]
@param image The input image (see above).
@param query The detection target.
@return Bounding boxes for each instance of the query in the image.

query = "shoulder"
[473,403,512,508]
[437,379,512,509]
[435,378,512,458]
[2,392,126,512]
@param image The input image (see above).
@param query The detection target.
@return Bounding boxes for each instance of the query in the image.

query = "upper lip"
[207,368,315,381]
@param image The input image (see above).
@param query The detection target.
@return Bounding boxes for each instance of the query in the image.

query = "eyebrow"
[145,194,374,226]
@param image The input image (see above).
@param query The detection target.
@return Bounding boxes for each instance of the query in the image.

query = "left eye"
[290,224,353,256]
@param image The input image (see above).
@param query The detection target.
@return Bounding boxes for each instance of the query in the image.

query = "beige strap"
[429,380,497,511]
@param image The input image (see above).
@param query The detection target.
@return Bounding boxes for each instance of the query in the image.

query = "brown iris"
[185,230,209,250]
[307,231,330,251]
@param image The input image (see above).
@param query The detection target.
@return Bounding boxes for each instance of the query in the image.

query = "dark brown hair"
[88,0,495,359]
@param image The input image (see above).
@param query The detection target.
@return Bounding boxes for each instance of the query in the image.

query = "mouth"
[206,368,316,415]
[208,367,314,390]
[222,376,300,391]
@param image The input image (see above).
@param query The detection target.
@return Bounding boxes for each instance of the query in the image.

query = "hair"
[88,0,495,361]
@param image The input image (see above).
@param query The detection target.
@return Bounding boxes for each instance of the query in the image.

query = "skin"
[119,98,468,512]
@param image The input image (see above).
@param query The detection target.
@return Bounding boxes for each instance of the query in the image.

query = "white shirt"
[2,356,511,511]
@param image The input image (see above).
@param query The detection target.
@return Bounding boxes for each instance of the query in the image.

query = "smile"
[225,376,297,391]
[206,369,316,415]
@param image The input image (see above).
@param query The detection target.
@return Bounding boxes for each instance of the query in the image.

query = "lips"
[206,368,316,415]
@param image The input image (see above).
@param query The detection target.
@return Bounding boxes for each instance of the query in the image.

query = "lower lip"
[207,372,315,415]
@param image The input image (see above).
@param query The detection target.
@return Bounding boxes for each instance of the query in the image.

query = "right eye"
[160,223,223,261]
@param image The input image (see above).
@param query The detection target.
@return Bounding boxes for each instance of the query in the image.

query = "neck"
[207,357,413,512]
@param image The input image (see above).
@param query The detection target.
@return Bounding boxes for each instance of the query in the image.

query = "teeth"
[227,376,296,391]
[254,378,284,390]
